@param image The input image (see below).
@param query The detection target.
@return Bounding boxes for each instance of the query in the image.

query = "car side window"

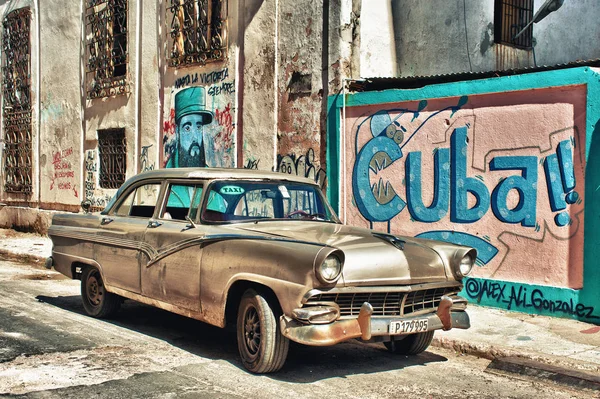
[114,183,160,217]
[162,184,203,221]
[206,191,228,213]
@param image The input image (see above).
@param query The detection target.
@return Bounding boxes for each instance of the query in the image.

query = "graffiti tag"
[277,148,327,189]
[465,278,599,319]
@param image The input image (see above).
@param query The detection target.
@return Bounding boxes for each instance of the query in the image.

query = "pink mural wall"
[343,86,586,289]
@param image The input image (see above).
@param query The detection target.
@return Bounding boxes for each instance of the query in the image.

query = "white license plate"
[389,319,429,334]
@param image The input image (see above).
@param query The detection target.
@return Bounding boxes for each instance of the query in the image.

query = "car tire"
[81,267,121,318]
[384,331,434,355]
[236,288,289,373]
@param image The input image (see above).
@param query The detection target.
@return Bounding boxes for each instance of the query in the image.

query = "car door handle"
[100,217,113,225]
[148,220,162,228]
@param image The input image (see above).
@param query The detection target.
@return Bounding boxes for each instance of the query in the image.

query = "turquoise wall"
[327,67,600,324]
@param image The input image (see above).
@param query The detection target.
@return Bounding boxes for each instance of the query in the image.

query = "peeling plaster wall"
[240,0,276,170]
[274,0,326,187]
[39,0,82,208]
[327,67,600,323]
[363,0,600,77]
[359,0,396,77]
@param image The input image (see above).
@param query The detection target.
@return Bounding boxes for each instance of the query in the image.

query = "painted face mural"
[166,87,214,168]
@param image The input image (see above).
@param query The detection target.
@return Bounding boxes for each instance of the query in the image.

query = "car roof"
[127,167,317,186]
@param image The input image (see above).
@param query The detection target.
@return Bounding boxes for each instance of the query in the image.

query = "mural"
[329,68,600,323]
[347,90,585,290]
[163,67,236,168]
[164,86,213,168]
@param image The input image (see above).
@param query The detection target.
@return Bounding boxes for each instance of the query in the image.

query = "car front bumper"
[280,295,470,346]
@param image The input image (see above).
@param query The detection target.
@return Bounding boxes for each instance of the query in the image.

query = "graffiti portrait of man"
[166,87,214,168]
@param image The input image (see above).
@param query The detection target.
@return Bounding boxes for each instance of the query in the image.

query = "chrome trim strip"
[301,281,463,304]
[50,226,331,268]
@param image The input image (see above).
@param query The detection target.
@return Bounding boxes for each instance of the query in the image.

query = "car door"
[140,181,206,313]
[94,181,162,294]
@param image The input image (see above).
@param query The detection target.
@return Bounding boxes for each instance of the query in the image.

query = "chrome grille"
[305,287,457,317]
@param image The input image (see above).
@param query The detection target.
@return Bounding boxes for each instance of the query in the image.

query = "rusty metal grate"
[85,0,128,99]
[167,0,227,67]
[98,129,126,189]
[494,0,534,49]
[2,7,32,194]
[306,287,458,318]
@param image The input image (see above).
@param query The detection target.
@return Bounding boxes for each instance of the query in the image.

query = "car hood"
[230,222,449,286]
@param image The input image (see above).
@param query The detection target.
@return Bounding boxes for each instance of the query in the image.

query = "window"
[162,183,203,221]
[494,0,534,48]
[85,0,128,99]
[2,7,32,194]
[202,181,338,223]
[115,183,160,217]
[98,128,127,189]
[167,0,227,67]
[234,189,275,218]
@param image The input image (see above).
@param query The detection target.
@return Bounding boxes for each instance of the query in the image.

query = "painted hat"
[174,87,214,124]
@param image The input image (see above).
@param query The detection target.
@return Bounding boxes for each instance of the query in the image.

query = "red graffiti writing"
[50,147,77,197]
[214,103,234,151]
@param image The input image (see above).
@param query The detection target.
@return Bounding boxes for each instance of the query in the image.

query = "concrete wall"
[327,67,600,323]
[360,0,600,77]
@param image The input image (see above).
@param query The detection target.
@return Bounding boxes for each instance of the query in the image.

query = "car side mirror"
[81,200,91,214]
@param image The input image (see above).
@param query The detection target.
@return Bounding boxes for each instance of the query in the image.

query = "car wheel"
[236,289,289,373]
[81,267,121,318]
[384,331,434,355]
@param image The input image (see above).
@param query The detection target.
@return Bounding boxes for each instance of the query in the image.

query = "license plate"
[389,319,429,334]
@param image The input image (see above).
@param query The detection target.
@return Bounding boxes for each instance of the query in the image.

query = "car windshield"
[201,180,339,224]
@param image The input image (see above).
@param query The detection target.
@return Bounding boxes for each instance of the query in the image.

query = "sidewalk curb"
[487,356,600,391]
[432,336,600,374]
[0,248,47,266]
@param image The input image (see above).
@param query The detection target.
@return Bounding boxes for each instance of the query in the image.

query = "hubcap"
[87,272,104,306]
[243,306,261,355]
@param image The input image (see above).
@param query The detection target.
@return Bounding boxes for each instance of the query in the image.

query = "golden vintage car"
[47,168,475,373]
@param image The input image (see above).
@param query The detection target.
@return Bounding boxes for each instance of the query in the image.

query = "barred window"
[494,0,534,48]
[98,129,127,189]
[85,0,128,99]
[167,0,228,67]
[2,8,32,194]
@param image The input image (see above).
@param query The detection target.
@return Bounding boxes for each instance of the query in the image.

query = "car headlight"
[316,254,342,284]
[458,254,474,277]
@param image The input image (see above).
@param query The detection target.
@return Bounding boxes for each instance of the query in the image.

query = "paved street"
[0,256,595,399]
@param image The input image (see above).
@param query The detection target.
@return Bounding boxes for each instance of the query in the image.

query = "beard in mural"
[166,86,214,168]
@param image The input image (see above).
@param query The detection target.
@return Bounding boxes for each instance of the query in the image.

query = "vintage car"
[47,168,475,373]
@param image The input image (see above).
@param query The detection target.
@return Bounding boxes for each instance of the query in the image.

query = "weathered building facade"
[0,0,354,228]
[1,0,599,323]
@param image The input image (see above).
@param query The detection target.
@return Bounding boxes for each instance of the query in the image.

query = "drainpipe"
[272,0,279,172]
[34,0,41,207]
[134,0,142,173]
[79,0,85,207]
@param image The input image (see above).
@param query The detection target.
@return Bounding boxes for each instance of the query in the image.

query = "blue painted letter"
[450,127,490,223]
[352,136,406,222]
[406,149,450,222]
[490,156,538,227]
